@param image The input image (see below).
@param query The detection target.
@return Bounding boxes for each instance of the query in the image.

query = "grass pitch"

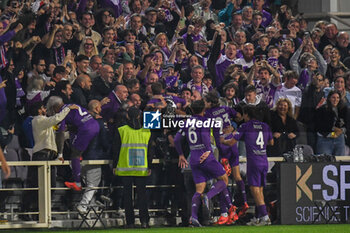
[6,224,349,233]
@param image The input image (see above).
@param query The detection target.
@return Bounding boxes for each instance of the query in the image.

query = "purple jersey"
[233,120,272,165]
[179,115,216,166]
[205,106,239,165]
[60,105,95,129]
[60,105,100,151]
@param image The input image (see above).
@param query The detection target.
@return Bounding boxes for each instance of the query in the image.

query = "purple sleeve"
[298,69,309,89]
[147,98,160,105]
[101,101,113,120]
[0,30,16,45]
[99,0,122,18]
[172,96,186,106]
[233,124,245,141]
[228,107,237,119]
[174,131,184,155]
[57,119,66,132]
[76,0,88,17]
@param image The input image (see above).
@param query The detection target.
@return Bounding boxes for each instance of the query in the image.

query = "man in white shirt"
[274,70,302,119]
[23,101,78,216]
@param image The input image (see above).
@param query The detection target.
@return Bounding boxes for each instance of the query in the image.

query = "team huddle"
[175,92,273,227]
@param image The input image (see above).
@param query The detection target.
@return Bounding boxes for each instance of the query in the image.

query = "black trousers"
[121,176,149,225]
[23,149,57,211]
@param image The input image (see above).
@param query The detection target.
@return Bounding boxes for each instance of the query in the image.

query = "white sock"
[261,215,269,221]
[221,213,228,217]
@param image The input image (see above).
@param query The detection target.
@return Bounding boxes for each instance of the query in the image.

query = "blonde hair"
[78,37,98,58]
[274,98,293,118]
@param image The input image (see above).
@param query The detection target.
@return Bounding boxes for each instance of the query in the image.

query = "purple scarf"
[15,77,25,107]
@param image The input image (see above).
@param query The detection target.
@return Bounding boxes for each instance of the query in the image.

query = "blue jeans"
[316,134,345,156]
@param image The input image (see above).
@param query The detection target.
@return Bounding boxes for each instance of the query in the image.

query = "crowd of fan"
[0,0,350,222]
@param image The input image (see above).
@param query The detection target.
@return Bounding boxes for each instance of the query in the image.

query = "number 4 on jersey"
[256,131,264,149]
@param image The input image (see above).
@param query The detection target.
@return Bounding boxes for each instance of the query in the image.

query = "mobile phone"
[67,50,72,57]
[236,64,243,70]
[258,28,265,33]
[280,29,290,35]
[304,31,310,39]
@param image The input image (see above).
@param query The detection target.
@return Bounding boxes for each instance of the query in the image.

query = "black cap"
[128,107,141,119]
[145,7,158,14]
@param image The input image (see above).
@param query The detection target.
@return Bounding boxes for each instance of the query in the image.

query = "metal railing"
[1,156,350,229]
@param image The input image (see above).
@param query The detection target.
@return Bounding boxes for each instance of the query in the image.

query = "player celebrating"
[221,105,274,226]
[46,96,100,191]
[174,100,237,227]
[204,91,249,224]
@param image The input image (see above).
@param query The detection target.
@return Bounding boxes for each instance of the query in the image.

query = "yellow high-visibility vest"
[115,125,151,176]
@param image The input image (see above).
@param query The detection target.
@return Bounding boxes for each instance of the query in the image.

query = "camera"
[177,38,184,44]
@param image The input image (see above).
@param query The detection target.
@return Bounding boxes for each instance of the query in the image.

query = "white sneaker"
[77,205,88,214]
[246,217,259,226]
[256,216,271,226]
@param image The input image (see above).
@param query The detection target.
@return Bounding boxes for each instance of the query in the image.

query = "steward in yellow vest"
[112,107,156,228]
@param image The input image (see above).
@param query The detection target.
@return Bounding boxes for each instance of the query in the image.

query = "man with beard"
[225,13,243,42]
[235,43,255,71]
[234,30,247,58]
[71,74,92,108]
[28,58,50,82]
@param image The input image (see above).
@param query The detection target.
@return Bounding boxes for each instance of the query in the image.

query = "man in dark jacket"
[298,73,325,151]
[90,65,116,101]
[71,74,92,108]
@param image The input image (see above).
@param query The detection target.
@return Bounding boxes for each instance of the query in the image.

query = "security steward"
[112,106,156,228]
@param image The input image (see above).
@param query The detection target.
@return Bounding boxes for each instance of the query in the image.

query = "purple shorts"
[71,121,100,152]
[191,158,226,184]
[247,163,268,187]
[218,134,239,167]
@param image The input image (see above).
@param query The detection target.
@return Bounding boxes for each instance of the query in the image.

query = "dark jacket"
[90,76,115,101]
[315,104,347,137]
[268,110,299,156]
[298,84,324,131]
[71,82,89,109]
[83,117,111,160]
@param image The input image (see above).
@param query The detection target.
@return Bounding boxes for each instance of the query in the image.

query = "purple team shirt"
[205,106,239,166]
[233,119,272,166]
[178,115,216,166]
[60,104,100,151]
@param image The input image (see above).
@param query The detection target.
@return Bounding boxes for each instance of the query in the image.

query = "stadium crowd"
[0,0,350,228]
